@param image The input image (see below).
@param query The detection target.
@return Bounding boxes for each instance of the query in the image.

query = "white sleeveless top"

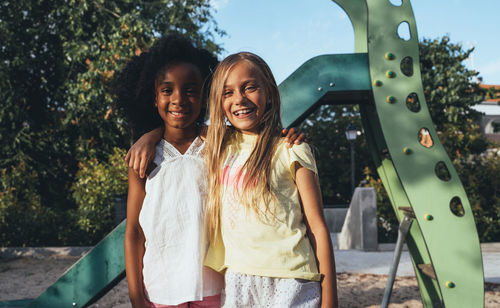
[139,137,223,305]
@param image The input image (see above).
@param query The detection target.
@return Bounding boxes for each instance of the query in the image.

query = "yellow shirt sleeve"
[288,143,317,179]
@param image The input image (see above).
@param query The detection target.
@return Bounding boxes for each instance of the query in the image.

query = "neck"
[163,124,198,145]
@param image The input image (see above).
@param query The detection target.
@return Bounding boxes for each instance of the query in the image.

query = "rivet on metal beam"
[403,147,411,155]
[318,87,323,91]
[445,281,456,289]
[424,214,433,221]
[386,70,396,78]
[385,52,395,60]
[373,80,383,87]
[386,96,396,104]
[329,82,335,87]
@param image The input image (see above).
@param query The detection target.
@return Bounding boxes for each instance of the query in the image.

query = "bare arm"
[125,127,163,178]
[295,165,338,308]
[124,168,150,308]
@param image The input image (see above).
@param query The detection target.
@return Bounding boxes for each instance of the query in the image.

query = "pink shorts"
[149,294,221,308]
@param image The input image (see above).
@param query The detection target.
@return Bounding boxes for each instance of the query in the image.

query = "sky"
[211,0,500,85]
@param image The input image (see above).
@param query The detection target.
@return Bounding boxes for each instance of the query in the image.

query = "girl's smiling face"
[155,62,203,131]
[222,61,268,135]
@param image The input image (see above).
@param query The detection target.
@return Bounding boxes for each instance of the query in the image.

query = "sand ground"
[1,256,499,308]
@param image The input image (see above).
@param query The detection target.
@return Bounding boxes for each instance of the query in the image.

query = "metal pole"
[350,140,355,193]
[381,215,413,308]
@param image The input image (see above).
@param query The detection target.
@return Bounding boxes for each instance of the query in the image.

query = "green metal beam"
[332,0,368,53]
[359,103,443,306]
[280,53,371,128]
[26,222,126,308]
[0,299,33,307]
[332,0,447,305]
[364,0,484,307]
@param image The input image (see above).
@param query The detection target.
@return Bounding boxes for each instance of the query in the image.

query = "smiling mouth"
[233,108,255,117]
[169,111,190,117]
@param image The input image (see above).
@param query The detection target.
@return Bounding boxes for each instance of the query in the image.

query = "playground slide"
[18,1,483,307]
[25,222,126,307]
[282,0,484,307]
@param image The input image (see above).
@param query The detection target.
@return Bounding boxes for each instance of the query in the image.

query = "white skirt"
[222,269,321,308]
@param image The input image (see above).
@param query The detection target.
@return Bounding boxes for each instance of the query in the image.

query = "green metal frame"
[16,1,483,307]
[25,222,126,308]
[282,0,484,307]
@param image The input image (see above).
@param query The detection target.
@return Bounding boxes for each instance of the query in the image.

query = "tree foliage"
[0,0,223,245]
[0,161,60,246]
[71,147,128,245]
[419,37,488,159]
[300,105,369,205]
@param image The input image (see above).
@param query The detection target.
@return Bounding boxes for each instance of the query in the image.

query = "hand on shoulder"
[281,127,307,148]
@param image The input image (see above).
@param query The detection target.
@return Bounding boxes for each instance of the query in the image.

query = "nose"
[171,89,186,106]
[233,90,246,105]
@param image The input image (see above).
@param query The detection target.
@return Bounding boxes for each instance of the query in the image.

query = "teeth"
[234,109,252,116]
[170,112,183,116]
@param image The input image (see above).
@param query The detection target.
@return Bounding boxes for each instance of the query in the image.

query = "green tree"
[0,0,223,245]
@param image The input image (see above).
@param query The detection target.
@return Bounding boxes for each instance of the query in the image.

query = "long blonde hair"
[205,52,283,239]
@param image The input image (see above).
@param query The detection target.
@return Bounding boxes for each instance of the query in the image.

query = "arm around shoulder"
[295,165,338,308]
[126,127,163,178]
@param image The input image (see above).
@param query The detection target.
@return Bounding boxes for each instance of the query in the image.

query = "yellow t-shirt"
[205,132,321,281]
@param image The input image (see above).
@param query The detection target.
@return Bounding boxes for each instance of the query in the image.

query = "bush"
[71,147,128,245]
[455,150,500,242]
[0,162,61,246]
[0,148,128,246]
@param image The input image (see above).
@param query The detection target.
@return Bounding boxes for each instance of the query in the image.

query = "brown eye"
[161,88,173,95]
[186,87,199,96]
[244,83,258,92]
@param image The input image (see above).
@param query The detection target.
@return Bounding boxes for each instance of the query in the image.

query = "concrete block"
[337,187,377,251]
[324,208,348,233]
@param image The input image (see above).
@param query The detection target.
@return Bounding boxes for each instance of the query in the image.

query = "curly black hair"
[114,33,219,141]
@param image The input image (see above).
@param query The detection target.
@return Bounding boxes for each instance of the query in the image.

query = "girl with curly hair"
[115,33,223,308]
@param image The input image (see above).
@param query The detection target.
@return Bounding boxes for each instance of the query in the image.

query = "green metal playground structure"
[6,0,483,307]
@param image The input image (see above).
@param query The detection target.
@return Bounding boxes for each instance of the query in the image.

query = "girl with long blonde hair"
[204,52,338,308]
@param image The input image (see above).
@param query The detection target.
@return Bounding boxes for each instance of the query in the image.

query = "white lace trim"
[222,270,321,308]
[159,136,204,158]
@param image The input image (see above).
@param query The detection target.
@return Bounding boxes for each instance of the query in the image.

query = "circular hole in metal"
[400,56,413,77]
[450,196,465,217]
[397,21,411,41]
[435,161,451,182]
[406,93,420,112]
[388,0,403,6]
[418,128,433,148]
